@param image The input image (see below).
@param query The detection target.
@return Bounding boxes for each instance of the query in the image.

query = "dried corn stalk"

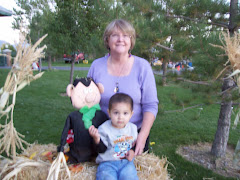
[0,30,47,161]
[47,152,71,180]
[211,31,240,81]
[0,156,47,180]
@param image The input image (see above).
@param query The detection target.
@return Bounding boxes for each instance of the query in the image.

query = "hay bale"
[0,144,170,180]
[135,153,169,180]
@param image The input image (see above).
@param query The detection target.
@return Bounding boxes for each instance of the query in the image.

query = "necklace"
[109,56,129,93]
[114,82,119,93]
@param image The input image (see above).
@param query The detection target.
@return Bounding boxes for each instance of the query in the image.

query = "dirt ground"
[176,142,240,179]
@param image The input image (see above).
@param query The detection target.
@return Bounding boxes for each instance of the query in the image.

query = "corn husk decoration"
[0,144,171,180]
[47,152,71,180]
[0,30,47,162]
[0,156,46,180]
[211,31,240,82]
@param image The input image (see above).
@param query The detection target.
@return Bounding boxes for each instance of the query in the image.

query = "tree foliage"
[0,44,16,56]
[13,0,239,78]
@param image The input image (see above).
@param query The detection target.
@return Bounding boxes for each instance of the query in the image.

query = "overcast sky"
[0,0,20,45]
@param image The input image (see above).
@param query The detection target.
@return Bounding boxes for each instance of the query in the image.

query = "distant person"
[77,49,85,61]
[187,61,194,71]
[32,62,39,70]
[188,61,193,67]
[88,19,159,155]
[89,93,138,180]
[168,61,173,68]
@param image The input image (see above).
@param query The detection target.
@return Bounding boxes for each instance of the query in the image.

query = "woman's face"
[108,28,131,56]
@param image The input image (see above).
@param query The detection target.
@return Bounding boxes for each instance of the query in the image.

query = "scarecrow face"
[66,80,102,109]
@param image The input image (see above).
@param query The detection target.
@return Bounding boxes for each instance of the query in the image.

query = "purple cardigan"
[88,55,159,129]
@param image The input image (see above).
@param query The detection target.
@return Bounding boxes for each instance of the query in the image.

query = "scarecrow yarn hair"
[73,77,95,87]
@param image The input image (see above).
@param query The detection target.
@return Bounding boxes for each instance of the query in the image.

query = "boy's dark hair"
[109,93,133,111]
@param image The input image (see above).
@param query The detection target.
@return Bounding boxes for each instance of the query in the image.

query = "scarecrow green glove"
[80,104,101,129]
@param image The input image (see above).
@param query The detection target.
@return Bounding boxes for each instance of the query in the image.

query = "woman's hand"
[88,125,100,144]
[135,112,155,156]
[126,149,135,161]
[134,132,147,156]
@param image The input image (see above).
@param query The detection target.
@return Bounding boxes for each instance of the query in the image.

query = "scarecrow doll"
[57,77,108,164]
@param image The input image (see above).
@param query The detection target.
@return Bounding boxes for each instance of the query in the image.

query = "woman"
[88,19,159,155]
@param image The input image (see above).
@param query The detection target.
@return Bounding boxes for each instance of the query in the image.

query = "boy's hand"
[88,125,100,144]
[126,149,135,161]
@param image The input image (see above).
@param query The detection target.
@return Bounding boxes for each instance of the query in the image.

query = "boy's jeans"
[96,159,138,180]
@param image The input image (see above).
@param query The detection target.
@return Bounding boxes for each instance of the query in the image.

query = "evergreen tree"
[211,0,240,158]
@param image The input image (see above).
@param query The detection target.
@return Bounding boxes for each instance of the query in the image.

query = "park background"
[1,0,240,179]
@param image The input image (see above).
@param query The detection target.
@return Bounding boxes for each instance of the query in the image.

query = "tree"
[162,0,230,77]
[53,0,115,83]
[1,43,16,56]
[14,0,109,82]
[122,0,239,158]
[157,0,239,158]
[211,0,240,158]
[14,0,57,71]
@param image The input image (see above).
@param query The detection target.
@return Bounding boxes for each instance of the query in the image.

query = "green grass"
[0,69,88,145]
[0,69,239,179]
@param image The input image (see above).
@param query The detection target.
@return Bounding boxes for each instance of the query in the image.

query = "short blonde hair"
[103,19,136,51]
